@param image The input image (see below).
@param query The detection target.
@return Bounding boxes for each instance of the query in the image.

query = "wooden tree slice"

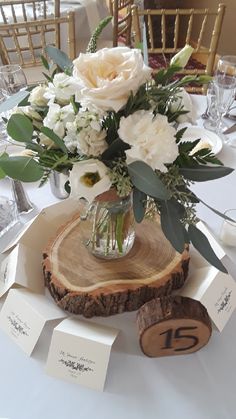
[137,296,212,357]
[43,214,190,317]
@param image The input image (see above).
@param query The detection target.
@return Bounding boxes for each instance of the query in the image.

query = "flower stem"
[116,212,124,254]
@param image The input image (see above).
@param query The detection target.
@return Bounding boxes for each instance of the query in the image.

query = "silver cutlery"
[223,123,236,135]
[11,179,34,214]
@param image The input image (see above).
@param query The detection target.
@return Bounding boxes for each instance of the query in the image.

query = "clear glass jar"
[79,190,135,259]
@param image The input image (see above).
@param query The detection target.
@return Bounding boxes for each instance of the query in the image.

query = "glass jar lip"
[224,208,236,226]
[0,64,22,74]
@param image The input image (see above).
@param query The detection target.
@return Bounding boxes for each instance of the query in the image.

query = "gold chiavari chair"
[0,0,60,25]
[110,0,134,47]
[0,11,76,84]
[132,3,226,93]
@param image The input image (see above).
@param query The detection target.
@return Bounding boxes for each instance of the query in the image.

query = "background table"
[0,95,236,419]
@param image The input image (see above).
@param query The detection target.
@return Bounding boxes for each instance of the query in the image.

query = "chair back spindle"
[132,3,226,92]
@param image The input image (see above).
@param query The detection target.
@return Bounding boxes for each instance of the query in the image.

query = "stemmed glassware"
[214,56,236,143]
[0,80,9,142]
[0,64,27,97]
[0,65,27,144]
[0,65,33,214]
[203,81,218,132]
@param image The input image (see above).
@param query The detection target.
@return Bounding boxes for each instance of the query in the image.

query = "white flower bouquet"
[0,29,234,267]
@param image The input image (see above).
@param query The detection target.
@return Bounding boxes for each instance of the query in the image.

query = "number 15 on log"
[137,296,212,357]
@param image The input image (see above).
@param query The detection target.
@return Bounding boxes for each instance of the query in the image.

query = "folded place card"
[0,242,44,298]
[0,289,66,355]
[180,266,236,332]
[2,198,79,254]
[46,317,119,391]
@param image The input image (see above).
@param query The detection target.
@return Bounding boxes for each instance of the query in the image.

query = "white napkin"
[174,88,198,124]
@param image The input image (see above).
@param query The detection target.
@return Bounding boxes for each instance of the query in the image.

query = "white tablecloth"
[0,95,236,419]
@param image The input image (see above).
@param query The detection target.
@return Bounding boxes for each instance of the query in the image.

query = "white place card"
[0,242,44,298]
[2,198,79,254]
[46,317,119,391]
[0,289,65,355]
[180,266,236,331]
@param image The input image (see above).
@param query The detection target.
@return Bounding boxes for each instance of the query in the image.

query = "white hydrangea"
[64,110,107,156]
[44,73,77,105]
[43,102,75,138]
[118,110,179,172]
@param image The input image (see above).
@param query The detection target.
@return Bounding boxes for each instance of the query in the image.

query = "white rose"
[170,45,194,69]
[43,103,75,138]
[29,85,48,107]
[118,111,179,172]
[44,73,77,105]
[69,159,112,203]
[170,88,197,123]
[73,47,152,112]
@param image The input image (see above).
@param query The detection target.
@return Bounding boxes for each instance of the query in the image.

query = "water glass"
[0,196,19,238]
[0,65,27,97]
[219,209,236,247]
[214,56,236,140]
[203,82,218,131]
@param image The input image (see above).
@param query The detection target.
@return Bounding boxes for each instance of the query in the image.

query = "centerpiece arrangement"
[0,26,234,274]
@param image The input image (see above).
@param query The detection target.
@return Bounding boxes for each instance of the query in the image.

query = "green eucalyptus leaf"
[133,188,146,223]
[18,93,30,107]
[0,155,44,182]
[188,224,227,273]
[42,72,53,82]
[128,161,171,200]
[41,54,50,70]
[7,114,33,142]
[0,90,29,113]
[0,166,6,179]
[179,165,234,182]
[40,127,68,153]
[45,46,72,72]
[159,199,186,253]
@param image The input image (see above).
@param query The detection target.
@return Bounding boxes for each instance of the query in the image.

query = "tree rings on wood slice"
[137,296,212,357]
[43,214,190,318]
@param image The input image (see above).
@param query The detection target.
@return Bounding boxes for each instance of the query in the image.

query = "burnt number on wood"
[160,327,199,351]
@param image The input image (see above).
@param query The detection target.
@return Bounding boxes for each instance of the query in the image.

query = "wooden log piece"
[43,214,190,318]
[137,296,212,357]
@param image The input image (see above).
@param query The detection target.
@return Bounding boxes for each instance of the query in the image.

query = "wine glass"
[0,65,27,144]
[0,77,11,143]
[0,64,27,97]
[214,56,236,141]
[203,82,218,131]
